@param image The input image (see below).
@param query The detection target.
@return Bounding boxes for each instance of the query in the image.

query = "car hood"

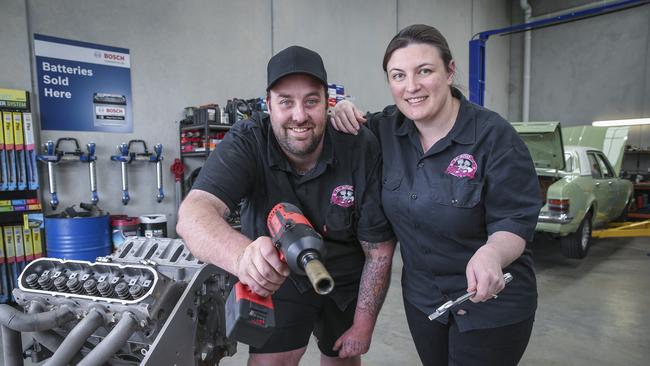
[562,126,629,173]
[511,122,565,171]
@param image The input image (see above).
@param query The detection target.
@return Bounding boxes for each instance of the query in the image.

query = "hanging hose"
[1,303,76,366]
[76,312,138,366]
[46,307,106,366]
[26,301,66,357]
[0,304,75,332]
[2,325,22,366]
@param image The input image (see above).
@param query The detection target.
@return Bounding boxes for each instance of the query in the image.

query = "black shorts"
[249,280,356,357]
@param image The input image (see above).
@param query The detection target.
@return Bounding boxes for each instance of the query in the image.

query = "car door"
[587,152,611,225]
[594,152,622,219]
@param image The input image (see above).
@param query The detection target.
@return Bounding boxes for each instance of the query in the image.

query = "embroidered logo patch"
[445,154,477,179]
[330,185,354,207]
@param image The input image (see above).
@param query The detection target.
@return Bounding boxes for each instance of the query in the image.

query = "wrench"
[428,272,513,321]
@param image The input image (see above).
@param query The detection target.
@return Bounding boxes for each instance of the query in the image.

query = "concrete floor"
[220,235,650,366]
[4,235,649,365]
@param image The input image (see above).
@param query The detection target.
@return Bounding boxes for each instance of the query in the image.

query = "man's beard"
[276,126,323,157]
[274,113,328,158]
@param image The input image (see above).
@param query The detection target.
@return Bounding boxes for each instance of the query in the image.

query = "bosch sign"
[104,53,125,61]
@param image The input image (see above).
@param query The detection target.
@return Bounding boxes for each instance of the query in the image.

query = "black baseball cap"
[267,45,327,91]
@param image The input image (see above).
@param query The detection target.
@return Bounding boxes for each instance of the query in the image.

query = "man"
[177,45,396,366]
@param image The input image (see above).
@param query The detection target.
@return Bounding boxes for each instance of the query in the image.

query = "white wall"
[0,0,512,236]
[508,0,650,125]
[0,0,31,90]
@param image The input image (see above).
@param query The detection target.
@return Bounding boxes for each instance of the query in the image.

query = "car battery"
[93,93,127,127]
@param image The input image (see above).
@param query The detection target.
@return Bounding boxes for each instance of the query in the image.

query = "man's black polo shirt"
[192,112,394,309]
[366,88,541,331]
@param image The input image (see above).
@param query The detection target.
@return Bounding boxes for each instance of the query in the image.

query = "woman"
[331,24,540,365]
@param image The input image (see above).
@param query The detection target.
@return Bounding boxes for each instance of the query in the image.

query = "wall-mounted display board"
[34,34,133,133]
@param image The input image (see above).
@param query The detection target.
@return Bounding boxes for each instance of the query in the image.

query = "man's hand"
[332,322,373,358]
[331,100,367,134]
[234,236,290,297]
[335,239,395,358]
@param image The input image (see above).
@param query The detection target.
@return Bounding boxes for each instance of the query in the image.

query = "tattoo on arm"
[362,241,381,250]
[356,240,394,319]
[344,340,363,353]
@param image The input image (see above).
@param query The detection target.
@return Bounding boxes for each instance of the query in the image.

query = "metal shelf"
[627,212,650,219]
[625,150,650,154]
[179,116,233,198]
[0,209,43,225]
[0,190,39,200]
[180,123,232,131]
[633,184,650,191]
[0,190,41,226]
[181,151,210,158]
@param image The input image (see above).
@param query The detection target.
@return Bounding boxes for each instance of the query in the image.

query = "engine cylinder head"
[83,279,99,296]
[11,238,237,366]
[54,276,68,292]
[66,278,83,294]
[25,273,39,289]
[115,282,131,300]
[97,281,114,298]
[38,273,54,291]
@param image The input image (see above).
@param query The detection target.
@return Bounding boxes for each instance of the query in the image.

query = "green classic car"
[511,122,634,259]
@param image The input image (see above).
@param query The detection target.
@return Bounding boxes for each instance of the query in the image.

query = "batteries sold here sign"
[34,34,133,132]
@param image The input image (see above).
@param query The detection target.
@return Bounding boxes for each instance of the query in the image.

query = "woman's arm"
[465,231,526,303]
[331,100,367,134]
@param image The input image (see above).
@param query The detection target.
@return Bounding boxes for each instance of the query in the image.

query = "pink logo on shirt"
[445,154,477,179]
[331,185,354,207]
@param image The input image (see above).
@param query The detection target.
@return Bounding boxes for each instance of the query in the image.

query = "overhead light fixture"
[592,118,650,127]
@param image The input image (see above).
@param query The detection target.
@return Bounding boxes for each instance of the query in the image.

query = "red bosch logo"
[104,53,125,61]
[106,108,122,113]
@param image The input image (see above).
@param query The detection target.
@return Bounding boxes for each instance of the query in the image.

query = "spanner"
[428,272,513,321]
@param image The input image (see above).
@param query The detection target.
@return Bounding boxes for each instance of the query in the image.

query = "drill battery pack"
[225,282,275,348]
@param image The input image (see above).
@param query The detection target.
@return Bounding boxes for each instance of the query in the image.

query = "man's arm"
[333,238,396,358]
[177,189,289,297]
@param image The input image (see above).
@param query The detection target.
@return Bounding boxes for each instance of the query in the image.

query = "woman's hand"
[465,231,526,303]
[465,245,505,303]
[331,100,367,134]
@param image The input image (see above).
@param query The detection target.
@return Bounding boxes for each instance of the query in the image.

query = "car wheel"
[561,212,592,259]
